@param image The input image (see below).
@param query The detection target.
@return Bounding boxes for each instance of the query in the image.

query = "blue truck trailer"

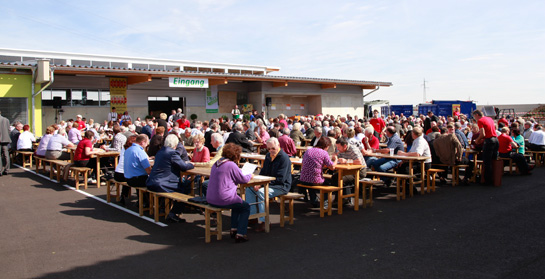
[417,100,476,117]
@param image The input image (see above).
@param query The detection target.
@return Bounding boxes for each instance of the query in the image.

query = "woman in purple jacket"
[206,143,253,243]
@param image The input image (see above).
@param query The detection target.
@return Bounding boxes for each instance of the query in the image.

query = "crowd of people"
[2,105,545,242]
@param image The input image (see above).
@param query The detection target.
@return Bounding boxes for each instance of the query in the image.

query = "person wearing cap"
[108,107,118,122]
[75,115,86,130]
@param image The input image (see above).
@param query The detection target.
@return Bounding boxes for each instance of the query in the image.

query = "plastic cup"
[389,149,394,156]
[296,141,301,147]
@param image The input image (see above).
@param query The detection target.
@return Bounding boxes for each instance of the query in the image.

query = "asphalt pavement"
[1,164,544,279]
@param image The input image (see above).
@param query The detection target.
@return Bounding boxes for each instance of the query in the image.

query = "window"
[42,88,110,107]
[0,98,28,124]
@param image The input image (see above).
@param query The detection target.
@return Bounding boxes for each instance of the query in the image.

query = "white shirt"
[108,112,118,122]
[409,136,432,163]
[528,130,545,145]
[115,146,126,173]
[17,131,35,150]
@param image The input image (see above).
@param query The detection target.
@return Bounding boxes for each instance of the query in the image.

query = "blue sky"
[2,0,544,105]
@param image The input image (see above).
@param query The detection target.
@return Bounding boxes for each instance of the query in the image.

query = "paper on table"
[241,162,258,175]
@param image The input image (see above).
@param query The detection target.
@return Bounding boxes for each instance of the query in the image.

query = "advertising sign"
[169,77,209,88]
[110,77,127,114]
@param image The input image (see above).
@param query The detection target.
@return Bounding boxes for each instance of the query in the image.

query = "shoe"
[167,212,186,223]
[88,178,97,184]
[230,230,237,239]
[255,222,266,232]
[235,235,249,243]
[462,178,470,186]
[1,171,6,175]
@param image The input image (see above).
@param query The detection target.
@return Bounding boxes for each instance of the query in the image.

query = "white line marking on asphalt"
[15,164,168,227]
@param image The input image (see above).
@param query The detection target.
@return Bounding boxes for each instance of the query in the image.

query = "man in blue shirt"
[121,134,151,205]
[366,127,405,185]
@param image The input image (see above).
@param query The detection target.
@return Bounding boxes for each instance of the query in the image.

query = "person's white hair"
[315,126,322,134]
[234,122,243,131]
[93,123,100,129]
[120,126,126,132]
[128,124,136,132]
[266,137,279,146]
[211,133,224,145]
[293,122,301,131]
[364,126,375,135]
[164,134,179,149]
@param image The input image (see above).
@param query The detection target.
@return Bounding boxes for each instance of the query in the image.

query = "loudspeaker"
[53,96,62,109]
[266,97,272,106]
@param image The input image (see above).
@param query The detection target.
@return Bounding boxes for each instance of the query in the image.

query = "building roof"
[0,48,393,89]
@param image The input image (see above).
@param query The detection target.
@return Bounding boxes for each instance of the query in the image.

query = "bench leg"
[327,191,333,216]
[289,198,295,225]
[279,197,286,227]
[154,194,160,222]
[138,189,144,216]
[319,190,325,218]
[216,211,222,241]
[205,209,211,243]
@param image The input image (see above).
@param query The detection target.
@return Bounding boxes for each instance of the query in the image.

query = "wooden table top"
[184,167,275,184]
[369,152,430,161]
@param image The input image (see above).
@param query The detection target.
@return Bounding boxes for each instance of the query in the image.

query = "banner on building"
[110,77,127,114]
[300,104,305,110]
[286,104,291,110]
[206,87,219,113]
[170,77,209,88]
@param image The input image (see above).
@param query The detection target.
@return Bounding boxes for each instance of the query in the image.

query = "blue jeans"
[209,201,250,236]
[367,157,400,183]
[246,186,284,222]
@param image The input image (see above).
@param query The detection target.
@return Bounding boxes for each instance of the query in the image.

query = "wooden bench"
[34,156,47,174]
[296,184,337,217]
[499,157,518,174]
[154,192,228,243]
[44,159,71,182]
[106,178,121,203]
[431,164,470,186]
[527,151,545,167]
[70,166,92,190]
[279,192,304,227]
[359,179,384,208]
[17,151,33,168]
[366,171,415,201]
[426,168,445,193]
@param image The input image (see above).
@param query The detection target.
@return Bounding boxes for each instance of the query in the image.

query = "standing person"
[231,105,241,120]
[206,143,253,243]
[108,107,118,123]
[0,111,11,175]
[369,110,386,140]
[245,138,292,232]
[472,109,499,185]
[167,109,177,124]
[146,134,195,222]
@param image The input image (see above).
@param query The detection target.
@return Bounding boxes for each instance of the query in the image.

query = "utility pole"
[422,78,428,103]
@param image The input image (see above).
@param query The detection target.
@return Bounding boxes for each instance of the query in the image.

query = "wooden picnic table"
[241,153,266,168]
[465,148,481,182]
[66,146,119,185]
[290,158,364,213]
[368,152,430,196]
[182,167,276,232]
[295,146,311,157]
[250,141,262,153]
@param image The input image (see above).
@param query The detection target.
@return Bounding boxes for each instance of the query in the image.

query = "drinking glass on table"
[347,159,353,165]
[389,149,394,156]
[296,141,301,147]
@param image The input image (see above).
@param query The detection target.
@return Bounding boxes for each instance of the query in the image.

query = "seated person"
[146,134,195,222]
[206,143,253,243]
[45,128,74,160]
[331,137,367,204]
[366,127,404,185]
[277,128,297,157]
[226,122,254,153]
[246,138,292,232]
[180,128,194,146]
[498,127,532,175]
[73,131,102,184]
[433,125,473,185]
[528,124,545,152]
[396,127,432,187]
[35,126,55,158]
[122,135,152,204]
[147,126,165,157]
[67,122,82,144]
[298,137,337,207]
[16,124,35,152]
[191,134,210,163]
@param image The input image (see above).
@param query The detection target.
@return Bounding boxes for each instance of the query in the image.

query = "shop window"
[42,89,110,107]
[0,97,28,124]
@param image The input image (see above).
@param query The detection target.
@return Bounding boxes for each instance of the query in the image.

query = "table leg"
[337,169,343,215]
[420,161,425,195]
[408,161,414,197]
[354,169,360,211]
[264,183,270,233]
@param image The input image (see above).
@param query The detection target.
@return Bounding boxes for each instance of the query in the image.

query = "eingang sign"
[169,77,209,88]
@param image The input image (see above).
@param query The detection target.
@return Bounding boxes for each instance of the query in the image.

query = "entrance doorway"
[148,96,185,119]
